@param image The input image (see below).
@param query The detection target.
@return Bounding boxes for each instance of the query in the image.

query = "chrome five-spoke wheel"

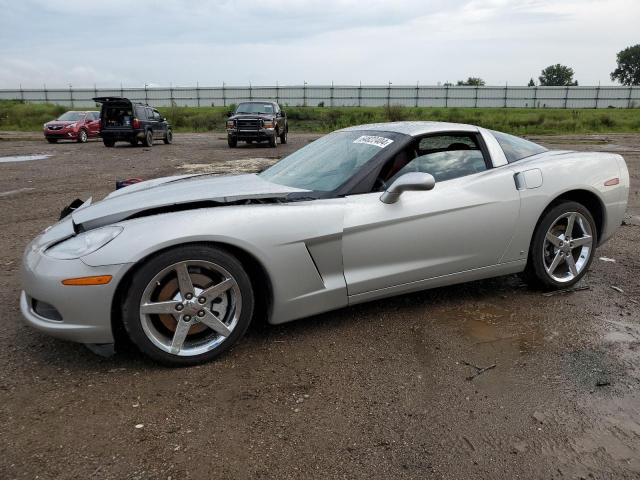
[543,212,593,283]
[123,245,254,366]
[526,201,597,289]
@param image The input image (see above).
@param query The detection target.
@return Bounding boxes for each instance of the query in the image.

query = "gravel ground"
[0,131,639,479]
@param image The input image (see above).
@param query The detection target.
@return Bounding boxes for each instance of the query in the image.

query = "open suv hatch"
[93,97,173,147]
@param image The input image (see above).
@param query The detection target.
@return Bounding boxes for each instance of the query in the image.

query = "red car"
[44,111,101,143]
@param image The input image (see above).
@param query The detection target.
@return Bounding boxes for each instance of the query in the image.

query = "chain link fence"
[1,85,638,109]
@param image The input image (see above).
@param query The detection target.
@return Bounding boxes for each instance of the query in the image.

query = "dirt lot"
[1,131,639,479]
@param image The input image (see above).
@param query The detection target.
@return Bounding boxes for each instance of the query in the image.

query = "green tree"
[539,64,578,86]
[456,77,486,86]
[611,44,640,86]
[527,78,536,87]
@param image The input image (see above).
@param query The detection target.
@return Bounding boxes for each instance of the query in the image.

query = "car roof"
[339,121,479,137]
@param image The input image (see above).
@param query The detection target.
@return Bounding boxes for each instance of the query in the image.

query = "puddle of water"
[0,154,51,163]
[0,187,35,198]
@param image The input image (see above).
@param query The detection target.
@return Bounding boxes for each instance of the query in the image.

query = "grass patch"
[1,100,638,135]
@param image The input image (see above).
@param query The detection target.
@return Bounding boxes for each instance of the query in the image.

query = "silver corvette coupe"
[21,122,629,365]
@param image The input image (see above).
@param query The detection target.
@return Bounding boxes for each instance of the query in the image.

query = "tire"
[280,128,287,144]
[103,138,115,147]
[122,245,255,366]
[77,129,88,143]
[46,138,58,144]
[163,129,173,144]
[228,136,237,148]
[524,201,597,289]
[269,134,277,148]
[143,130,153,147]
[130,139,138,147]
[247,140,254,144]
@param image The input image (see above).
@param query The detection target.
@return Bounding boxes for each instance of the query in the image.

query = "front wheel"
[228,136,237,148]
[46,138,58,144]
[122,245,255,366]
[524,201,597,289]
[269,134,277,148]
[163,129,173,144]
[280,128,287,144]
[77,129,88,143]
[103,138,115,147]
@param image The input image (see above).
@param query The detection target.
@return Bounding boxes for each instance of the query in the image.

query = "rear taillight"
[132,118,140,129]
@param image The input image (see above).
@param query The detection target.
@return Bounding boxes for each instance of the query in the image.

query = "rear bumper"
[101,129,144,142]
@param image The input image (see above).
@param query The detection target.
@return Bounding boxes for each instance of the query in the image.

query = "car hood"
[229,113,275,120]
[72,173,309,230]
[47,120,76,126]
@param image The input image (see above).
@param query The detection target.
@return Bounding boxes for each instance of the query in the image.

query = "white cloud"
[0,0,637,87]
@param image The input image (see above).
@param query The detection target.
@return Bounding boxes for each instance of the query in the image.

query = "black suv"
[93,97,173,147]
[226,101,288,148]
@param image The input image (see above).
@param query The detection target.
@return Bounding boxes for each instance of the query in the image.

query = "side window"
[135,106,147,119]
[146,107,154,120]
[153,110,161,120]
[378,133,489,188]
[491,130,547,163]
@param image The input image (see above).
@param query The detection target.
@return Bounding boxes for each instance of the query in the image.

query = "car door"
[87,112,100,136]
[152,109,166,138]
[341,132,520,296]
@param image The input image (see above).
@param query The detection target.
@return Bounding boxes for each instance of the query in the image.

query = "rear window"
[491,131,547,163]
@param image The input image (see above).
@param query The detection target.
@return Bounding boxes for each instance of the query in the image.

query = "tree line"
[450,44,640,87]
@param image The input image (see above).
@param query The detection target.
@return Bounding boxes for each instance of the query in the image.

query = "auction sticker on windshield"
[353,135,394,148]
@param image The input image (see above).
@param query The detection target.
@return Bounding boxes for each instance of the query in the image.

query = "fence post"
[144,84,148,104]
[564,86,569,109]
[170,84,174,106]
[445,85,449,108]
[358,82,362,107]
[69,84,73,108]
[196,82,200,107]
[474,86,479,108]
[43,84,48,103]
[628,86,633,109]
[275,82,279,103]
[387,82,391,107]
[222,82,226,107]
[19,84,24,102]
[415,81,419,108]
[503,83,508,108]
[330,81,334,107]
[533,85,538,108]
[120,83,124,98]
[303,81,307,107]
[595,84,600,109]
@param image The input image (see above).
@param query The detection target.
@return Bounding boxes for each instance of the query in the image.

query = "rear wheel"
[525,201,597,289]
[103,138,115,147]
[269,134,277,148]
[130,139,138,147]
[122,245,255,366]
[143,130,153,147]
[163,129,173,144]
[46,138,58,144]
[77,129,88,143]
[228,136,237,148]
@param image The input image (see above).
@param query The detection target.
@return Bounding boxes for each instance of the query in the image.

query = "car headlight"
[66,123,77,129]
[263,120,274,128]
[226,120,235,128]
[45,226,123,259]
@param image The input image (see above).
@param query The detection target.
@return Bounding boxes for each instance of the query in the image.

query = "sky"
[0,0,638,88]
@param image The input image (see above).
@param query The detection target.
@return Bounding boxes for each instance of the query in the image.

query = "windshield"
[260,131,396,191]
[57,112,85,121]
[235,102,275,114]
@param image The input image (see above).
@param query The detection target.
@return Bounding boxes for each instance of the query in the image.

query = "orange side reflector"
[62,275,112,286]
[604,178,620,186]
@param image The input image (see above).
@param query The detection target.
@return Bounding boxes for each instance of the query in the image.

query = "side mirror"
[380,172,436,204]
[281,111,286,117]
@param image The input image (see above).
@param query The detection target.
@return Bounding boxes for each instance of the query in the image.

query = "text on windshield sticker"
[353,135,394,148]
